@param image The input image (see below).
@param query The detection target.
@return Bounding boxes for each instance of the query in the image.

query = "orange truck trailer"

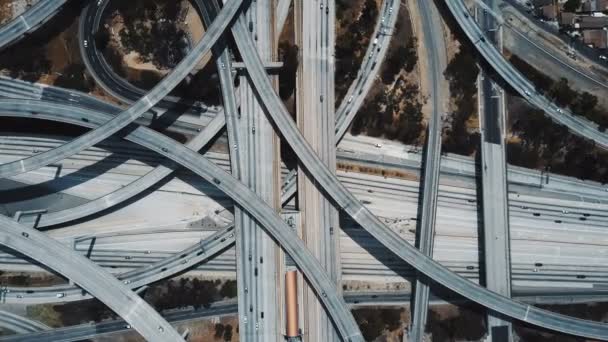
[285,270,299,338]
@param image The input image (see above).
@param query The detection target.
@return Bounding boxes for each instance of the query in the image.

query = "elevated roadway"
[5,285,608,342]
[446,0,608,150]
[0,76,221,137]
[334,0,398,141]
[0,101,365,340]
[0,311,48,334]
[0,215,184,341]
[477,1,513,338]
[0,0,67,50]
[0,0,242,178]
[501,0,608,88]
[338,135,608,201]
[4,132,608,303]
[2,2,608,339]
[236,1,282,339]
[230,10,608,339]
[197,1,277,339]
[0,226,234,304]
[0,300,238,342]
[78,0,209,109]
[295,0,341,340]
[5,87,608,340]
[275,0,291,38]
[0,98,224,227]
[409,0,446,340]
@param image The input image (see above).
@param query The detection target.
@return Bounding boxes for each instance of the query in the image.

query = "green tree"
[509,55,554,92]
[55,64,93,92]
[278,41,299,99]
[223,324,233,341]
[571,91,598,115]
[563,0,581,12]
[27,305,62,328]
[353,308,385,341]
[220,280,238,298]
[549,78,577,107]
[214,323,225,339]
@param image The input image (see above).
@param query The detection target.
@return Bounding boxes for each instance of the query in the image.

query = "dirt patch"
[507,93,608,183]
[181,0,208,70]
[0,271,66,287]
[425,303,486,341]
[0,0,12,24]
[0,0,38,24]
[348,3,426,146]
[441,38,481,156]
[100,0,211,89]
[353,307,407,341]
[337,161,419,182]
[335,0,380,103]
[343,281,412,293]
[502,4,608,85]
[0,1,114,99]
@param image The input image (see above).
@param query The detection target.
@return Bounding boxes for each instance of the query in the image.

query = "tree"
[381,39,418,85]
[381,309,403,331]
[214,323,225,339]
[117,1,187,70]
[509,55,554,92]
[220,280,238,298]
[278,41,299,99]
[549,78,577,107]
[223,324,233,341]
[353,309,385,341]
[444,46,479,96]
[55,64,94,92]
[571,91,598,115]
[563,0,581,12]
[27,305,62,328]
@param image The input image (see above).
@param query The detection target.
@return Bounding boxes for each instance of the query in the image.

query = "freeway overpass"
[1,1,608,340]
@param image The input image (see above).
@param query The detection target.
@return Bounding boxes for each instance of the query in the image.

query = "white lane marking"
[352,206,364,221]
[20,16,30,30]
[142,96,153,107]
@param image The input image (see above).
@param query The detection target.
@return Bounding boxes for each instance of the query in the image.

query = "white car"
[83,40,88,48]
[600,55,607,60]
[524,90,531,96]
[56,293,65,298]
[347,95,353,103]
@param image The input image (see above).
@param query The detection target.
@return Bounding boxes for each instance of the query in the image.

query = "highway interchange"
[0,0,607,341]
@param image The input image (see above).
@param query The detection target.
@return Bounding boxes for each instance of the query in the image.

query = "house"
[582,28,608,47]
[542,3,559,19]
[575,15,608,29]
[560,11,577,25]
[583,0,608,12]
